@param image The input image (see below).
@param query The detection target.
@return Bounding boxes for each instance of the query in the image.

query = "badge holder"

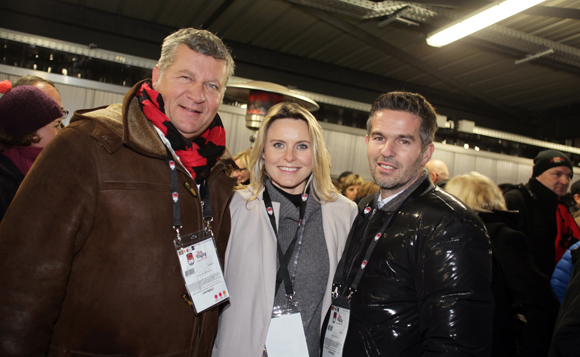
[265,294,309,357]
[166,147,229,315]
[174,225,229,315]
[322,206,393,357]
[322,293,351,357]
[262,185,310,357]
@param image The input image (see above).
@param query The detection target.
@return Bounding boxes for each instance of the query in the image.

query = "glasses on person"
[233,167,248,174]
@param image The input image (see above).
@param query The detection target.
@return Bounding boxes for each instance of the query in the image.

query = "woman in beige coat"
[213,102,357,357]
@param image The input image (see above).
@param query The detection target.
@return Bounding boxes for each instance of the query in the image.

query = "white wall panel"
[218,106,254,156]
[453,153,478,177]
[3,65,579,189]
[496,161,519,184]
[475,157,497,182]
[430,149,455,175]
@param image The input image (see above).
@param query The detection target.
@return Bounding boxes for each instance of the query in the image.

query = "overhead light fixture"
[426,0,546,47]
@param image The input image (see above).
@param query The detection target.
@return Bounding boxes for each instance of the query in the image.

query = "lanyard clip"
[174,226,182,242]
[286,292,298,308]
[332,286,339,299]
[347,288,356,300]
[204,217,214,232]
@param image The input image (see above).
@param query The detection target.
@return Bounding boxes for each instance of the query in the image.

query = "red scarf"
[555,202,580,263]
[135,81,225,181]
[2,146,43,175]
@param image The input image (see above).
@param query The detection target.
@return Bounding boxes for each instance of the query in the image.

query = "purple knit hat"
[0,85,63,138]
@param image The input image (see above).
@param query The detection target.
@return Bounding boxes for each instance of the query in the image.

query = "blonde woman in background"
[213,102,357,357]
[341,173,364,201]
[232,149,251,185]
[446,172,560,357]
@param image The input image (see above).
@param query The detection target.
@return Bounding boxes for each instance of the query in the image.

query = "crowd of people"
[1,27,580,357]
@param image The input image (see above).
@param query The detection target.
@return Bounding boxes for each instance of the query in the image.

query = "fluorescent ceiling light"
[426,0,546,47]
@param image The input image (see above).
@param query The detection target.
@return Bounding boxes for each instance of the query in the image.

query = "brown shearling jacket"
[0,81,236,356]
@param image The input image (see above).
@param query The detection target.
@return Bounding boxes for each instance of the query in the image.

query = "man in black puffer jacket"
[325,92,493,357]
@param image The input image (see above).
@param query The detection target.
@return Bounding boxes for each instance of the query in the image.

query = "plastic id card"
[174,230,229,314]
[265,308,309,357]
[322,298,351,357]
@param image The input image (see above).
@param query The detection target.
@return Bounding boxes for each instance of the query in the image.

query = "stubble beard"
[370,154,424,193]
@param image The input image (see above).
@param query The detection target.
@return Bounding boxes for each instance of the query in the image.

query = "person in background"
[341,173,364,201]
[570,181,580,227]
[232,149,251,185]
[425,159,450,188]
[549,252,580,357]
[354,181,379,203]
[446,171,560,357]
[13,75,68,126]
[0,84,63,221]
[503,150,579,279]
[552,241,580,303]
[213,102,357,357]
[337,171,353,185]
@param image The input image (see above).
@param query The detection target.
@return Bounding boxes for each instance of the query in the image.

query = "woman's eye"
[273,142,284,148]
[297,144,309,150]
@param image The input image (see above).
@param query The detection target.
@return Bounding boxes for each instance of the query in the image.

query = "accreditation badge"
[322,296,351,357]
[265,304,309,357]
[174,229,229,314]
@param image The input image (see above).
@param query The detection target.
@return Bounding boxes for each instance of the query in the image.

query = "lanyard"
[262,185,309,303]
[166,147,212,240]
[332,203,393,300]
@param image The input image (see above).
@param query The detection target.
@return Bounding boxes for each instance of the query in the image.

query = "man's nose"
[187,83,205,103]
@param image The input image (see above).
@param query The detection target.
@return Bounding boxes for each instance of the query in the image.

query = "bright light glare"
[427,0,546,47]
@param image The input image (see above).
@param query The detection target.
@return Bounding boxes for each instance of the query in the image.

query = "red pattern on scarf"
[135,81,225,180]
[555,202,580,262]
[2,146,43,176]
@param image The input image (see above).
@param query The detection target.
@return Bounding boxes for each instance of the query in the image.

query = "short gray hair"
[157,28,235,82]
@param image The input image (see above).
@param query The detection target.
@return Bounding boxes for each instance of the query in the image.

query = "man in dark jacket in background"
[0,28,236,356]
[326,92,493,356]
[503,150,578,279]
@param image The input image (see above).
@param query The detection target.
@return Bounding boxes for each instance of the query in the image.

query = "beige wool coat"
[213,187,357,357]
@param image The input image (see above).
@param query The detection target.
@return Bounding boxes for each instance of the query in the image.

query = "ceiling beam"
[200,0,236,29]
[410,1,580,20]
[227,41,539,136]
[522,6,580,20]
[289,2,528,121]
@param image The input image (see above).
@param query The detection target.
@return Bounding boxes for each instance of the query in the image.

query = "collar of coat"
[70,79,233,165]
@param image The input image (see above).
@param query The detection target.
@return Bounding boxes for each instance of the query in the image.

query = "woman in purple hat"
[0,82,63,221]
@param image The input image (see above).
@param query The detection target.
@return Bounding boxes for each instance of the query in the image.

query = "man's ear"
[421,143,435,166]
[574,193,580,205]
[430,171,437,183]
[152,65,161,89]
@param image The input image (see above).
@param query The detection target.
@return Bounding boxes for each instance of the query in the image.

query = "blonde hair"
[247,102,338,202]
[445,171,507,212]
[341,173,364,193]
[356,181,379,200]
[233,149,251,170]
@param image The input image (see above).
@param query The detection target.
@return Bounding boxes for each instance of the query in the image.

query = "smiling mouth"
[181,105,201,114]
[279,167,300,172]
[378,163,396,170]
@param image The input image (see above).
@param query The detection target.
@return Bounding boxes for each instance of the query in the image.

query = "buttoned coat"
[0,81,236,356]
[212,188,357,357]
